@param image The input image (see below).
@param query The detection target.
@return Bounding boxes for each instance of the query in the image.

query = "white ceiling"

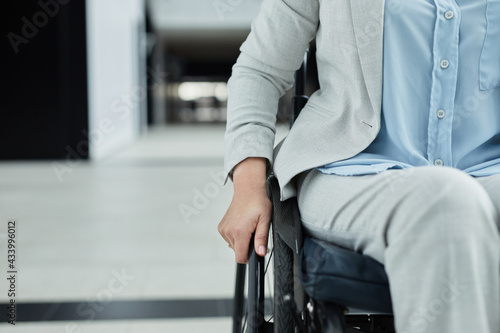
[147,0,263,39]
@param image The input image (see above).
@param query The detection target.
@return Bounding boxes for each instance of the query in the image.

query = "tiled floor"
[0,318,233,333]
[0,124,288,332]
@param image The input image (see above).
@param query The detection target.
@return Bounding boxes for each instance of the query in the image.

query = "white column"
[86,0,147,160]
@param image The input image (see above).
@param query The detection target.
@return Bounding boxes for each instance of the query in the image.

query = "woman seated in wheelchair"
[218,0,500,332]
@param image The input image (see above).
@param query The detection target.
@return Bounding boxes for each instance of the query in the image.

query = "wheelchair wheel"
[272,222,296,333]
[234,229,297,333]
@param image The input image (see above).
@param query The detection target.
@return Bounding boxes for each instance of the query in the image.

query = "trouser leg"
[297,166,500,333]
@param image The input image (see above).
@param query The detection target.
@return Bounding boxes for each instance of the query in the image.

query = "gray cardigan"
[224,0,385,200]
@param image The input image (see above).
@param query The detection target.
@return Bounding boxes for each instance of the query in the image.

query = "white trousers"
[296,166,500,333]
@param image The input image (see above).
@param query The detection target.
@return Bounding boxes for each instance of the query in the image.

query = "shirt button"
[434,159,444,166]
[437,109,446,119]
[440,59,450,69]
[445,11,454,20]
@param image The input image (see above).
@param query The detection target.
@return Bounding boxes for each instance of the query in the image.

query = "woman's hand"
[218,157,272,263]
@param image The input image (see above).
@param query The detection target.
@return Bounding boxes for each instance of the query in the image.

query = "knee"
[388,166,499,243]
[420,167,494,216]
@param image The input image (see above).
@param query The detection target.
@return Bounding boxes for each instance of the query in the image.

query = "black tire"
[272,223,295,333]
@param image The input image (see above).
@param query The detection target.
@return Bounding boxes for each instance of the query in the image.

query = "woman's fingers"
[233,232,252,263]
[218,188,272,263]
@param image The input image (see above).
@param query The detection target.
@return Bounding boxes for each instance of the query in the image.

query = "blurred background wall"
[1,0,89,159]
[1,0,271,160]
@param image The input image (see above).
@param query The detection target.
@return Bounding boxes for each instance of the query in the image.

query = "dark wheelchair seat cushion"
[299,237,393,313]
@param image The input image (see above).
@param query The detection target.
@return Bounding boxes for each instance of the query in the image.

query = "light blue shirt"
[319,0,500,177]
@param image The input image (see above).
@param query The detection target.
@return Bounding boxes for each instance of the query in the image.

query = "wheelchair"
[231,49,396,333]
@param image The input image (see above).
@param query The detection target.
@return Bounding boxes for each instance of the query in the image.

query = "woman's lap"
[296,165,500,263]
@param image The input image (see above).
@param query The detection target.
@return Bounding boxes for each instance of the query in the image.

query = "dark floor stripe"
[1,298,234,322]
[99,157,224,168]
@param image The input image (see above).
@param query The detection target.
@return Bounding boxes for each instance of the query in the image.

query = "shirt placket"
[427,0,460,167]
